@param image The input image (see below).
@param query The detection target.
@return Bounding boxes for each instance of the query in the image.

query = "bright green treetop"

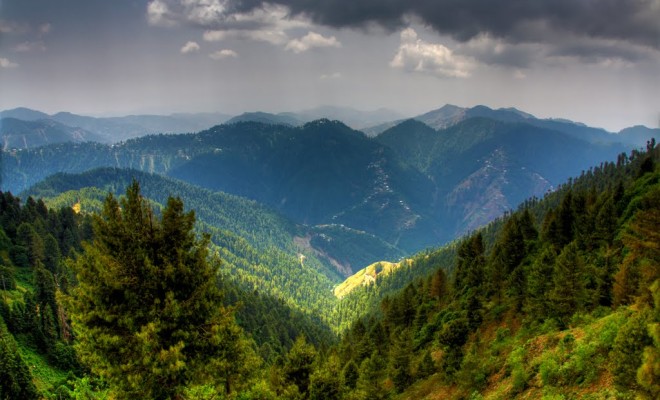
[66,181,253,399]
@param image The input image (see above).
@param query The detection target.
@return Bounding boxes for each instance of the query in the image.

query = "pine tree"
[0,319,39,400]
[342,360,359,390]
[417,350,436,379]
[43,234,61,273]
[66,181,252,399]
[549,242,587,327]
[309,353,342,400]
[389,329,413,392]
[284,336,317,398]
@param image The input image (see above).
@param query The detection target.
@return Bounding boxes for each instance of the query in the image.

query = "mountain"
[0,186,337,396]
[23,167,403,279]
[376,117,625,233]
[168,119,438,251]
[619,125,660,147]
[224,111,303,126]
[414,103,469,129]
[0,107,231,144]
[0,107,50,120]
[50,111,231,142]
[323,143,660,399]
[290,106,405,129]
[0,117,103,150]
[367,104,657,148]
[1,114,629,265]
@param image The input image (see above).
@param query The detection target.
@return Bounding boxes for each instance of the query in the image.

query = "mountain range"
[2,104,653,277]
[0,107,232,144]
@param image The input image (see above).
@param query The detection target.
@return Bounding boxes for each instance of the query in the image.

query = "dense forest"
[0,183,335,398]
[1,140,659,399]
[321,141,660,399]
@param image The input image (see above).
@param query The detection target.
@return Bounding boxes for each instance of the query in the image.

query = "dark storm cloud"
[232,0,660,49]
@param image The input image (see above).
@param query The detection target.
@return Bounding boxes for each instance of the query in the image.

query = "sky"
[0,0,659,131]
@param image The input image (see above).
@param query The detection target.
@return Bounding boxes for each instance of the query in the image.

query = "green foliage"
[549,242,587,327]
[637,281,660,398]
[611,310,653,391]
[318,145,660,399]
[66,181,256,398]
[30,168,342,327]
[309,353,342,400]
[0,319,39,399]
[283,336,318,397]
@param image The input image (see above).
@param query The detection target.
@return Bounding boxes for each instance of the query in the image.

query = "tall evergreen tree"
[66,181,252,399]
[549,242,587,327]
[284,336,317,398]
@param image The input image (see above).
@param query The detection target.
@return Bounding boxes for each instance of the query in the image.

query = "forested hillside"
[1,140,658,399]
[1,115,631,262]
[23,168,342,319]
[318,141,659,399]
[0,186,336,398]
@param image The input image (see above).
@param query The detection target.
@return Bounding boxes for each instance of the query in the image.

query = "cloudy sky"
[0,0,658,131]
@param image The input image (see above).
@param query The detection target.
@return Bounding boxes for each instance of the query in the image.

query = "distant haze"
[0,0,659,131]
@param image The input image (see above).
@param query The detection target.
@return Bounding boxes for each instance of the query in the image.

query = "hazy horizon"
[1,0,659,132]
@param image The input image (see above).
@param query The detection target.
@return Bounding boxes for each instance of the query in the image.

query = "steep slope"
[0,114,632,262]
[377,117,626,236]
[168,120,437,250]
[0,190,336,398]
[25,167,404,282]
[24,168,341,317]
[325,143,660,400]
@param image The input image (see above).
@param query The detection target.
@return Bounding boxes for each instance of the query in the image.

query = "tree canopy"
[66,181,253,399]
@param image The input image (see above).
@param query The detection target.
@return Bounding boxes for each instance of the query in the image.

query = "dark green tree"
[309,353,342,400]
[524,245,556,320]
[549,242,587,327]
[342,360,359,390]
[66,181,252,399]
[16,222,44,267]
[0,320,39,400]
[43,234,61,273]
[34,264,60,343]
[284,336,317,398]
[356,352,388,400]
[389,329,413,392]
[612,311,652,390]
[417,350,436,380]
[454,233,486,296]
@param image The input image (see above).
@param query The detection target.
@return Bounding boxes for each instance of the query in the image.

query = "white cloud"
[147,0,177,27]
[180,41,201,54]
[209,49,238,60]
[0,57,19,68]
[182,0,228,26]
[390,28,475,78]
[149,2,310,48]
[285,32,342,54]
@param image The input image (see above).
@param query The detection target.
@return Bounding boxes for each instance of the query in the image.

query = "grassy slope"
[333,260,408,299]
[399,308,633,400]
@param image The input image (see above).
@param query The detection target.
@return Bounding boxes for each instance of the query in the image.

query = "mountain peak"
[225,111,302,126]
[0,107,50,121]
